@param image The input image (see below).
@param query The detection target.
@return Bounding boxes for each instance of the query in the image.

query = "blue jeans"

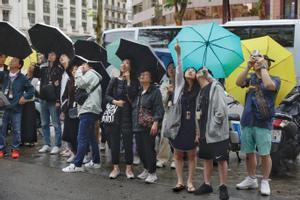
[73,113,100,167]
[40,100,62,147]
[0,110,22,151]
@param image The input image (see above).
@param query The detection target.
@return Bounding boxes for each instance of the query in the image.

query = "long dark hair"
[120,58,137,83]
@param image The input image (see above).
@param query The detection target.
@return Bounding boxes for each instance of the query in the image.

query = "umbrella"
[155,50,174,69]
[106,39,122,69]
[28,23,74,58]
[74,40,109,68]
[168,22,244,78]
[0,22,32,59]
[5,49,37,74]
[226,36,296,107]
[116,38,165,83]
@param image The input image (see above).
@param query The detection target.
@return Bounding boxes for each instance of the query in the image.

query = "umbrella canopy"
[116,38,165,83]
[168,22,244,78]
[74,40,109,68]
[28,23,74,58]
[155,50,174,69]
[226,36,296,107]
[5,49,37,74]
[106,39,122,69]
[0,22,32,59]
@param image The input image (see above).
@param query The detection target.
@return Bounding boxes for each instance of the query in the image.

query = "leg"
[40,101,51,146]
[122,129,133,165]
[142,130,156,174]
[135,132,146,169]
[0,111,10,151]
[11,112,22,150]
[174,150,184,186]
[203,160,214,185]
[88,114,100,164]
[48,103,62,147]
[187,149,197,188]
[261,155,272,180]
[246,153,257,177]
[241,127,257,177]
[108,125,121,165]
[218,160,228,186]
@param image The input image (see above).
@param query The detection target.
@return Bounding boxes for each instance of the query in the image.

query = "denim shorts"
[241,126,272,156]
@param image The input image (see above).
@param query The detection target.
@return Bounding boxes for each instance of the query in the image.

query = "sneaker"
[236,176,258,190]
[260,179,271,196]
[62,164,84,173]
[66,154,75,163]
[61,149,72,157]
[0,151,5,158]
[133,155,141,165]
[219,185,229,200]
[137,169,149,180]
[126,170,135,179]
[83,155,91,164]
[194,183,213,195]
[38,145,51,153]
[145,173,158,183]
[99,142,106,151]
[50,146,61,154]
[170,161,176,169]
[156,160,166,168]
[109,168,120,179]
[11,149,20,159]
[84,160,101,169]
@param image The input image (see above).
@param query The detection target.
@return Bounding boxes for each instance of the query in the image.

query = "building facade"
[132,0,300,27]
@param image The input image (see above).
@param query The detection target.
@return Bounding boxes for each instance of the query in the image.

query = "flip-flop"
[172,184,186,192]
[187,185,196,193]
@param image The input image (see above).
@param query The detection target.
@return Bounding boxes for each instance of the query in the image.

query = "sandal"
[187,185,196,193]
[172,184,186,192]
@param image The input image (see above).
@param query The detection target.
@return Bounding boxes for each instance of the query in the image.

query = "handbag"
[101,103,119,124]
[68,107,78,119]
[137,95,154,128]
[40,83,56,102]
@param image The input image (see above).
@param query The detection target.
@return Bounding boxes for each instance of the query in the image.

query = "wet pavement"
[1,133,300,200]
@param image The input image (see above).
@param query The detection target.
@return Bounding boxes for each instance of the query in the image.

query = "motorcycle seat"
[228,113,240,121]
[281,93,300,104]
[274,112,293,120]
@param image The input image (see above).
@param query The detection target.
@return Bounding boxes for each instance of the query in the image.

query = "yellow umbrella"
[226,36,296,107]
[5,49,37,74]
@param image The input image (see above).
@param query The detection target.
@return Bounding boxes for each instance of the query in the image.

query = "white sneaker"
[62,164,84,173]
[84,160,101,169]
[83,155,91,164]
[50,146,61,154]
[66,153,75,163]
[133,155,141,165]
[236,176,259,190]
[109,169,120,179]
[145,173,158,183]
[260,179,271,196]
[170,161,176,169]
[38,145,51,153]
[156,160,165,168]
[137,169,149,180]
[99,142,106,151]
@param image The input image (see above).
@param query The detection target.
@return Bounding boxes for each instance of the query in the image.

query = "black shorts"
[198,139,229,161]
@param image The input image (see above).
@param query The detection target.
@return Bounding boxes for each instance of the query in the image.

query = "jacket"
[75,69,102,116]
[0,64,9,90]
[2,72,35,113]
[132,84,164,132]
[195,80,229,143]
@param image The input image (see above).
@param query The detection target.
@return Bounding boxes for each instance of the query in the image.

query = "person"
[0,57,35,158]
[156,62,176,169]
[170,43,200,193]
[194,68,230,200]
[104,59,138,179]
[132,68,164,183]
[61,64,79,163]
[235,51,280,196]
[21,64,38,146]
[0,53,9,90]
[62,60,102,173]
[34,51,64,154]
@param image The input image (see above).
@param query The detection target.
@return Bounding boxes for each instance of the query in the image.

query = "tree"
[258,0,267,19]
[95,0,103,44]
[164,0,190,26]
[222,0,231,24]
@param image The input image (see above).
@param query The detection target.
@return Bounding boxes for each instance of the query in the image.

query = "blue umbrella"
[168,22,244,78]
[155,50,174,69]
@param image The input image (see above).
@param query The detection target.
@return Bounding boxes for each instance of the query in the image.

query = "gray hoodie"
[75,69,102,116]
[195,80,229,144]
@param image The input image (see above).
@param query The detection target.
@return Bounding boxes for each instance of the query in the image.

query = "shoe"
[172,184,185,192]
[61,149,71,157]
[133,155,141,165]
[194,183,213,195]
[66,153,75,163]
[126,170,135,179]
[236,176,258,190]
[11,149,20,159]
[145,173,158,184]
[62,164,84,173]
[219,185,229,200]
[170,161,176,169]
[84,160,101,169]
[38,145,51,153]
[137,169,149,180]
[83,155,90,164]
[50,146,61,154]
[260,179,271,196]
[109,169,120,179]
[156,160,166,168]
[0,151,5,158]
[99,142,106,151]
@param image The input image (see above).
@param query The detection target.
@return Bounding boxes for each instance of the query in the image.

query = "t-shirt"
[198,82,212,141]
[241,73,281,130]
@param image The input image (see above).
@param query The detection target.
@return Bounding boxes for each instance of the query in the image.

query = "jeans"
[73,113,100,167]
[0,110,22,151]
[40,100,62,147]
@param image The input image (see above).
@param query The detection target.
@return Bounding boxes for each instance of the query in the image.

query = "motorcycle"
[271,86,300,175]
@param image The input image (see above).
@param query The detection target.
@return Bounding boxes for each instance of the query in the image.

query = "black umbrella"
[74,40,109,68]
[28,23,74,58]
[116,38,165,83]
[0,22,32,59]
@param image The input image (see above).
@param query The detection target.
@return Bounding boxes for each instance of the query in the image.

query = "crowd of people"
[0,41,280,200]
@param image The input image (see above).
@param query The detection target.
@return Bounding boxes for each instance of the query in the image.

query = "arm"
[23,77,35,100]
[75,68,93,89]
[173,45,184,104]
[236,64,251,87]
[213,84,228,124]
[159,80,169,107]
[126,80,139,102]
[261,68,276,91]
[104,78,116,104]
[152,89,165,122]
